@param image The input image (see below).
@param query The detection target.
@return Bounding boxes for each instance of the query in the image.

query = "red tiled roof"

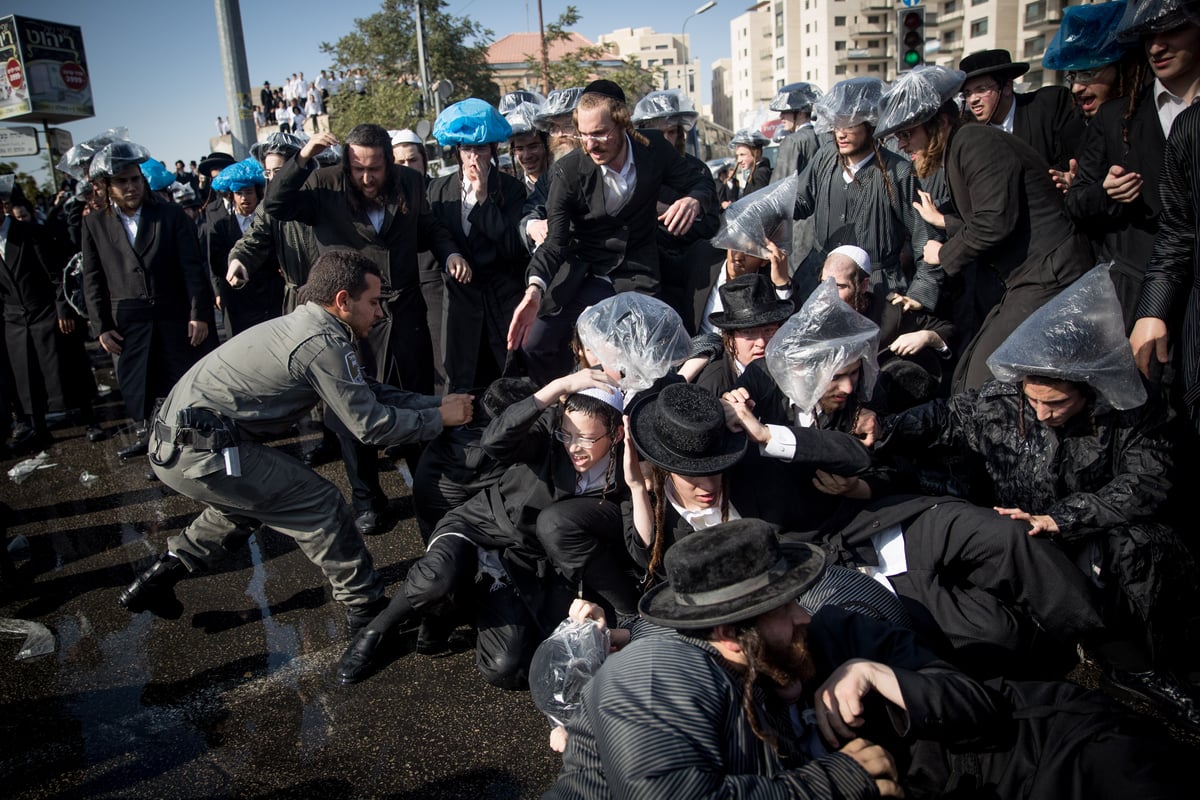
[487,32,600,65]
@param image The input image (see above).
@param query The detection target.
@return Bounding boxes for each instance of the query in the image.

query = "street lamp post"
[680,1,717,97]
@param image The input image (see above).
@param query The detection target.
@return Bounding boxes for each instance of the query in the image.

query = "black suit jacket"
[80,199,214,338]
[1066,85,1164,324]
[264,156,457,292]
[527,130,715,315]
[426,166,528,280]
[0,219,69,321]
[1012,85,1085,171]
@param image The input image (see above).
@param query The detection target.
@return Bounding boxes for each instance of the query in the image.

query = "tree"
[525,6,656,101]
[321,0,498,132]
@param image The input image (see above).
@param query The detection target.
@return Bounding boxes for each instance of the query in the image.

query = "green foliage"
[321,0,497,132]
[325,81,423,138]
[523,6,655,102]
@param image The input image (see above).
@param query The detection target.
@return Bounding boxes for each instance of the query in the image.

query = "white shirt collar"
[842,151,875,182]
[990,96,1017,134]
[600,135,637,215]
[1154,78,1190,137]
[664,479,741,530]
[575,452,612,495]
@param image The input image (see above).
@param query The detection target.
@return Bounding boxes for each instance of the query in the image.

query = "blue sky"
[4,1,734,184]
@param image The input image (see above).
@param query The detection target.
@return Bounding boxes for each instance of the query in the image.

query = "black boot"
[416,613,455,655]
[1104,667,1200,732]
[118,552,187,618]
[344,596,388,638]
[337,629,387,685]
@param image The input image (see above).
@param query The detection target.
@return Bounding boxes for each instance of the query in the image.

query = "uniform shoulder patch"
[345,351,366,384]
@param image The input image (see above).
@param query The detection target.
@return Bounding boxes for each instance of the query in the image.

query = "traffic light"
[897,8,926,73]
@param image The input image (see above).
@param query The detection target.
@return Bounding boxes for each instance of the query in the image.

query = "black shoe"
[416,614,454,655]
[337,629,386,685]
[354,509,379,536]
[86,424,106,442]
[301,439,339,468]
[1104,668,1200,732]
[344,597,388,638]
[118,552,187,619]
[117,439,149,460]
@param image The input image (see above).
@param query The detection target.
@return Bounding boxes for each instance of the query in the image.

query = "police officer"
[117,249,474,634]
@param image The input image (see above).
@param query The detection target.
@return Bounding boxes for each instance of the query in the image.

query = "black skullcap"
[583,79,626,104]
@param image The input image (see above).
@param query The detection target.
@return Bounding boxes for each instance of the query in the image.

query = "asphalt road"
[1,355,561,800]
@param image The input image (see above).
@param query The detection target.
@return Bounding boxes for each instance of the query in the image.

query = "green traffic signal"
[904,50,922,66]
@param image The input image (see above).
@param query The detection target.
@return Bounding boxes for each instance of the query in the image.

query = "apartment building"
[712,57,734,129]
[598,27,703,100]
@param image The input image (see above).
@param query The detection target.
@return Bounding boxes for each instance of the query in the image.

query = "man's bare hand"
[1103,165,1143,204]
[852,408,879,446]
[721,388,770,444]
[447,254,472,284]
[227,258,250,288]
[299,131,338,164]
[1129,317,1169,379]
[887,293,924,313]
[439,393,475,427]
[659,196,700,237]
[188,320,209,347]
[1049,158,1078,194]
[527,219,549,246]
[839,739,904,798]
[922,239,942,266]
[994,507,1059,536]
[912,189,945,229]
[58,318,75,335]
[888,330,939,356]
[812,470,870,498]
[507,287,541,350]
[99,329,123,355]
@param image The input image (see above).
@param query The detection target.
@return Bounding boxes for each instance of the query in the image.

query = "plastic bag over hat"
[812,77,888,135]
[1117,0,1200,43]
[57,127,130,181]
[499,90,546,115]
[1043,1,1132,71]
[729,128,771,150]
[212,158,266,193]
[875,66,965,139]
[765,278,881,413]
[576,294,692,393]
[529,618,609,728]
[250,131,307,163]
[88,141,152,179]
[534,87,585,129]
[171,182,200,207]
[504,102,542,136]
[986,264,1146,410]
[434,98,513,146]
[313,144,341,166]
[770,82,823,113]
[633,89,700,131]
[139,159,176,191]
[710,175,799,259]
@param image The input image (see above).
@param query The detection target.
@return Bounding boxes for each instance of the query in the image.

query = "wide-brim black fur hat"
[628,382,746,477]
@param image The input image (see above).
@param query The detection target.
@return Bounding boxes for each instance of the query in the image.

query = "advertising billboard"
[0,15,94,124]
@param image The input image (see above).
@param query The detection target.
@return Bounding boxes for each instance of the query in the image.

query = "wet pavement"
[1,354,561,799]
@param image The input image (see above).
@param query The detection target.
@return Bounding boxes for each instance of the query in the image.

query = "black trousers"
[520,276,614,386]
[372,532,539,689]
[890,502,1104,668]
[534,496,638,616]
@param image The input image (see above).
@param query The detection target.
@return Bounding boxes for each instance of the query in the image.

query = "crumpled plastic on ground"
[80,470,100,487]
[710,175,799,259]
[529,618,609,728]
[7,452,57,484]
[0,618,56,660]
[766,278,880,413]
[576,294,691,393]
[987,264,1146,410]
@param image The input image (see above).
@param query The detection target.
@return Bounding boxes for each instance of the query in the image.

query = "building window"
[663,58,674,65]
[1026,69,1044,88]
[835,64,847,74]
[835,40,846,50]
[944,29,958,43]
[777,56,786,68]
[944,0,957,11]
[969,18,988,37]
[777,33,784,46]
[867,64,880,72]
[867,39,880,48]
[1025,1,1046,24]
[835,15,846,25]
[867,15,879,23]
[971,0,987,5]
[805,24,810,33]
[1022,35,1045,59]
[655,43,669,50]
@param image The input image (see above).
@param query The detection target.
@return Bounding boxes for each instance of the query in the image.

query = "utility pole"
[538,0,550,94]
[415,0,433,117]
[213,0,256,159]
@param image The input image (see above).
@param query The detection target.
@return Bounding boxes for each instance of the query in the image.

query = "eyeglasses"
[960,83,999,100]
[894,126,920,143]
[553,429,609,448]
[548,123,576,137]
[575,130,615,145]
[1064,68,1110,86]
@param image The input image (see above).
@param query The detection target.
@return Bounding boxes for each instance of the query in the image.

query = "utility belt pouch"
[174,407,240,453]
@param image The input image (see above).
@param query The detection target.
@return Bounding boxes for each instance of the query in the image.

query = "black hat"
[639,519,826,628]
[628,382,746,476]
[959,49,1030,83]
[583,79,626,104]
[198,151,237,176]
[709,273,794,331]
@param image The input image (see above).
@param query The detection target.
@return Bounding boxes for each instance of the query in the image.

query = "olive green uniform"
[148,302,444,609]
